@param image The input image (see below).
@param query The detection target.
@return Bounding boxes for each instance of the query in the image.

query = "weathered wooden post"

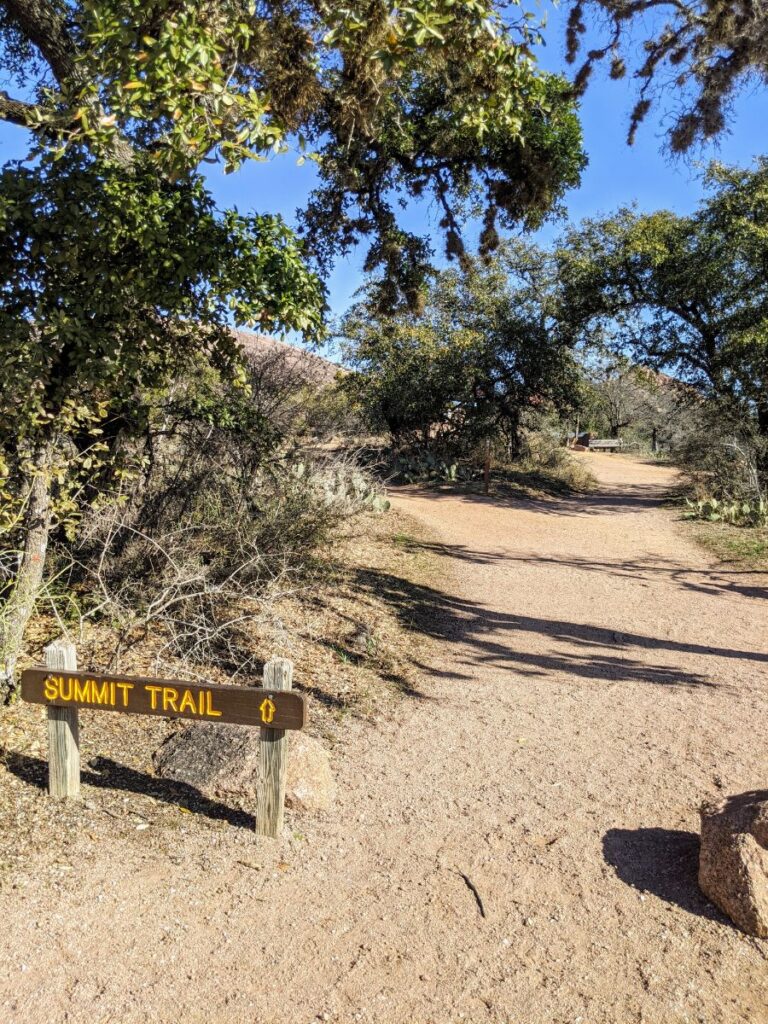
[44,640,80,799]
[256,657,293,837]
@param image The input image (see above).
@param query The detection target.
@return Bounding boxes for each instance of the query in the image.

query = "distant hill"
[230,329,342,386]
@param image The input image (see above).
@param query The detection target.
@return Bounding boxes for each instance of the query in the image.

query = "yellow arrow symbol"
[259,696,276,725]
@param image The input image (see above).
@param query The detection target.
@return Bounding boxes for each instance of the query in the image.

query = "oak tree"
[0,0,586,696]
[557,161,768,449]
[342,244,581,454]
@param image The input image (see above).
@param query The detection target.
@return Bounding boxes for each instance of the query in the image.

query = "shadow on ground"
[501,552,768,603]
[602,827,729,926]
[391,478,676,519]
[354,565,768,690]
[395,541,768,602]
[2,749,253,829]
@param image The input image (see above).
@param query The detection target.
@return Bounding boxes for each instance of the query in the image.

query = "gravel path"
[3,454,768,1024]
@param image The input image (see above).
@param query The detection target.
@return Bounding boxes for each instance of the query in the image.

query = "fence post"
[256,657,293,837]
[45,640,80,799]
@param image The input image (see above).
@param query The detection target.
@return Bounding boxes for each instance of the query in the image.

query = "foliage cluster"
[0,151,325,530]
[0,0,586,304]
[341,244,582,462]
[557,162,768,439]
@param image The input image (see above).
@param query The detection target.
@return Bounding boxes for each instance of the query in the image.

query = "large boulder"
[153,723,335,812]
[153,722,259,798]
[699,791,768,936]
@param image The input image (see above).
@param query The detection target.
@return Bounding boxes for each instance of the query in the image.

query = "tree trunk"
[0,447,53,702]
[755,406,768,486]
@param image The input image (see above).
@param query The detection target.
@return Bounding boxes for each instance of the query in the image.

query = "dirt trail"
[3,454,768,1024]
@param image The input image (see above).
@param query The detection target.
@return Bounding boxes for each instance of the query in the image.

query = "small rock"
[286,733,336,812]
[154,722,259,798]
[699,791,768,937]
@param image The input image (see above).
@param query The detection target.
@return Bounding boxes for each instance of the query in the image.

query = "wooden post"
[256,657,293,837]
[45,640,80,799]
[483,437,491,496]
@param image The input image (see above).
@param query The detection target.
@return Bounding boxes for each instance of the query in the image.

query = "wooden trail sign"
[21,668,307,731]
[21,651,304,835]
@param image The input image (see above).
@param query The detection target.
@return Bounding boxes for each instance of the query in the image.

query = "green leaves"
[556,160,768,444]
[74,0,281,174]
[341,246,580,450]
[0,149,325,529]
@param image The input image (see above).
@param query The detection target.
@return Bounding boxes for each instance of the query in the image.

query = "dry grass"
[419,452,598,500]
[494,454,597,497]
[689,521,768,570]
[0,508,443,881]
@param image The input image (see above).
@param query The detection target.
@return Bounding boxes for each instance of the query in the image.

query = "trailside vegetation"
[0,0,586,698]
[341,244,583,478]
[557,160,768,522]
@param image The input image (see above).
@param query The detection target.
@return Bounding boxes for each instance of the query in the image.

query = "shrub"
[58,417,386,675]
[671,403,768,526]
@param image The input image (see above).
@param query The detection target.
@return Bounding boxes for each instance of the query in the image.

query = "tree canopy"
[1,0,586,303]
[556,161,768,436]
[341,245,582,453]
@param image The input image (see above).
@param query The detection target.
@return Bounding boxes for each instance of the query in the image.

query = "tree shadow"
[503,553,768,603]
[392,480,674,518]
[395,537,509,566]
[602,827,729,924]
[2,748,254,830]
[353,567,764,689]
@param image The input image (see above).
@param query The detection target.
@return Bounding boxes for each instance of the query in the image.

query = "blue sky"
[1,4,765,328]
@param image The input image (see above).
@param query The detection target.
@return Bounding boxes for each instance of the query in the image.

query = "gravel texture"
[2,453,767,1024]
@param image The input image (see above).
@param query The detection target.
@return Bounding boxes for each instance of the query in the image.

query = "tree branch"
[2,2,135,165]
[0,89,41,127]
[3,0,81,85]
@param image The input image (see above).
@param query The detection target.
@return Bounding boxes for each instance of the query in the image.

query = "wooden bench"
[588,439,624,452]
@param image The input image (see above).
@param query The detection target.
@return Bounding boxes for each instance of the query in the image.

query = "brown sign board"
[21,668,306,731]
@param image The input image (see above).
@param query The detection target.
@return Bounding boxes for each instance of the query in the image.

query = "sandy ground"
[2,453,768,1024]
